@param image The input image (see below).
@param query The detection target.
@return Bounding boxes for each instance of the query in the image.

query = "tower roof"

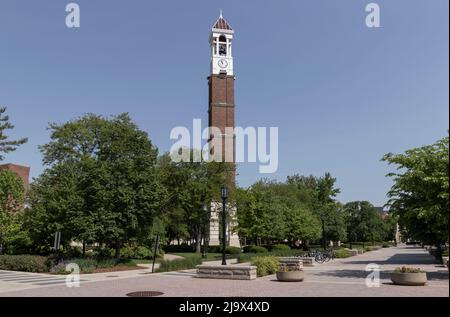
[212,11,233,31]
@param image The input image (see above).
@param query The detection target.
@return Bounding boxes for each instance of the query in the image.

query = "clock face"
[218,59,228,68]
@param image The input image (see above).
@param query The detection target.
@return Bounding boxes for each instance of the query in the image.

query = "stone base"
[298,257,314,266]
[345,249,359,256]
[196,265,257,280]
[279,257,303,270]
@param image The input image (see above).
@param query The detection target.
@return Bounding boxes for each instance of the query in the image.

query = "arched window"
[218,35,227,56]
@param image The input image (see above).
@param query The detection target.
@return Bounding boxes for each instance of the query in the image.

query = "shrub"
[333,249,351,258]
[238,249,304,263]
[52,258,135,274]
[121,245,154,260]
[156,255,202,272]
[0,255,50,273]
[66,258,99,273]
[250,256,279,277]
[225,246,241,255]
[270,244,291,252]
[62,246,83,258]
[243,245,268,253]
[162,244,195,253]
[93,247,115,259]
[206,245,219,253]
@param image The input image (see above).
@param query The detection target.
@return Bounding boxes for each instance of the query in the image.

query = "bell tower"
[207,12,240,247]
[208,11,235,170]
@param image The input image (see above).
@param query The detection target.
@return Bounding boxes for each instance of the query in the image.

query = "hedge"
[243,245,268,253]
[162,244,195,253]
[156,255,202,272]
[269,244,291,252]
[225,246,242,255]
[250,256,279,277]
[0,255,50,273]
[120,245,164,260]
[238,249,304,263]
[333,249,352,258]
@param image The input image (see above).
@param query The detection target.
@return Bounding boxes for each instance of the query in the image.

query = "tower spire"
[220,9,223,18]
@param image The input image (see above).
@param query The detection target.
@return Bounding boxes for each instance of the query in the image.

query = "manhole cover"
[106,275,119,278]
[126,291,164,297]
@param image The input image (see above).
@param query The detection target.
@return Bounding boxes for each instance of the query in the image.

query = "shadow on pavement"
[344,249,437,266]
[314,270,448,281]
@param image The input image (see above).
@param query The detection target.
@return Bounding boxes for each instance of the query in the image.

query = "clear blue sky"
[1,0,448,206]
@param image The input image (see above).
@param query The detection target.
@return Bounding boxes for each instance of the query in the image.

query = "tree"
[236,179,322,246]
[382,135,449,251]
[0,170,30,254]
[27,113,168,258]
[289,173,346,248]
[344,201,382,247]
[0,106,27,161]
[158,150,233,253]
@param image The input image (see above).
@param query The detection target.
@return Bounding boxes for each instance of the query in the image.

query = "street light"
[221,184,229,265]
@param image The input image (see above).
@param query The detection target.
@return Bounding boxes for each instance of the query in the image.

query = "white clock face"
[218,59,228,68]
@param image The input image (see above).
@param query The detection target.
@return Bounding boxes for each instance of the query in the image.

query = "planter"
[276,270,304,282]
[390,272,427,286]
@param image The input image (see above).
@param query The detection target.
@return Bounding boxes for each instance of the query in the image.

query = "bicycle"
[300,249,326,263]
[322,249,335,262]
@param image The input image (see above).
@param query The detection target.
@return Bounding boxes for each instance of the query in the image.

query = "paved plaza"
[0,246,448,297]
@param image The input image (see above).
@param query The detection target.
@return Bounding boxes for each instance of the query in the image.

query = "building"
[207,13,240,247]
[374,206,389,218]
[0,163,30,193]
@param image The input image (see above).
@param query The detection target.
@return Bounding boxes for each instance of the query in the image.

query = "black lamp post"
[221,184,229,265]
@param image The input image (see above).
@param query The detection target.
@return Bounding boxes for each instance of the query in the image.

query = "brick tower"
[207,12,240,247]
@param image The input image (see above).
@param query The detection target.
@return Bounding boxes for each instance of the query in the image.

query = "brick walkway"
[0,246,448,297]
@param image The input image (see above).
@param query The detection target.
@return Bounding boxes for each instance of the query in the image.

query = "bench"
[196,265,257,280]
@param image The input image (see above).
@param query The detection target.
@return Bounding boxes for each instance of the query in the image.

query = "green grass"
[172,252,223,262]
[155,255,202,272]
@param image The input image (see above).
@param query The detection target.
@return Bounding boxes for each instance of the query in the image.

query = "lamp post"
[221,184,229,265]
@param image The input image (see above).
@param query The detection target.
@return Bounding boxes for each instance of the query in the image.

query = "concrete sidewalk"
[0,246,448,297]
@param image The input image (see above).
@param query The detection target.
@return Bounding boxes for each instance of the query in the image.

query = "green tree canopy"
[0,106,27,161]
[26,113,167,257]
[158,149,234,253]
[0,170,29,254]
[382,134,449,246]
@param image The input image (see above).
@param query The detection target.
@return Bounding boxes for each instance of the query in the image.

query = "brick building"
[0,163,30,193]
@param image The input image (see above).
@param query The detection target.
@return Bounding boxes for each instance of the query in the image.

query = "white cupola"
[210,11,234,76]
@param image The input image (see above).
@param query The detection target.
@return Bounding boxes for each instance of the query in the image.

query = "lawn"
[171,252,224,262]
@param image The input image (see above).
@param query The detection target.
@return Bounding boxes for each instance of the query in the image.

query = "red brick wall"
[208,74,235,132]
[0,164,30,193]
[208,74,236,185]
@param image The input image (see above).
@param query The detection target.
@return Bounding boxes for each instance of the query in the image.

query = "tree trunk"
[82,241,86,257]
[195,230,201,254]
[115,242,121,260]
[322,220,326,250]
[436,244,443,263]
